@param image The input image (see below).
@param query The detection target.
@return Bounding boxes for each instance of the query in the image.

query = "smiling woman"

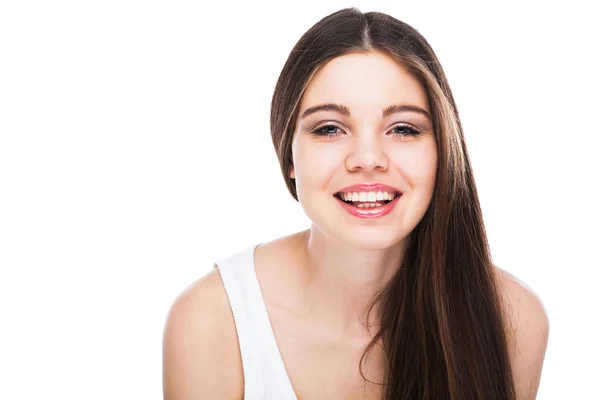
[163,7,549,400]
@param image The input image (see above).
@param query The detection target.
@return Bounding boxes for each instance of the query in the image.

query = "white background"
[1,1,598,398]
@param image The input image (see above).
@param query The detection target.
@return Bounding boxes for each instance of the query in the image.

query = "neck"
[292,227,405,343]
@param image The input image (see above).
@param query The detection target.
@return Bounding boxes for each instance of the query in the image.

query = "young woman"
[163,8,549,400]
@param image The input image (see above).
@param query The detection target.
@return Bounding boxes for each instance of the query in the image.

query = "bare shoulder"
[162,267,243,400]
[494,266,550,400]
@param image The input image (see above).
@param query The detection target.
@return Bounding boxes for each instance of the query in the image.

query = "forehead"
[299,51,429,114]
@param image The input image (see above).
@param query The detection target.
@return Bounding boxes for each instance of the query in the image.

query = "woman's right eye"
[311,124,344,137]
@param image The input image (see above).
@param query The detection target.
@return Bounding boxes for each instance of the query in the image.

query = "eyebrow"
[299,102,432,121]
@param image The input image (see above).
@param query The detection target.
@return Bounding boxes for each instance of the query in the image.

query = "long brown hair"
[269,8,516,400]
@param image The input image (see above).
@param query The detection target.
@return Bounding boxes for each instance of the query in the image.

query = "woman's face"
[289,51,438,250]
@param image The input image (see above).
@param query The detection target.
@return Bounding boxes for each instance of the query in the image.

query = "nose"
[345,132,389,173]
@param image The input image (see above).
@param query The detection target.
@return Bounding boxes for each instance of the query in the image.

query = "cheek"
[392,143,438,191]
[294,142,344,191]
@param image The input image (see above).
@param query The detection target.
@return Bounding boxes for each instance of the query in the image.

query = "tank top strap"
[214,243,297,400]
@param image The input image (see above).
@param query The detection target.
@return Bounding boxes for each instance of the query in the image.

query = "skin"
[162,51,549,399]
[286,50,437,340]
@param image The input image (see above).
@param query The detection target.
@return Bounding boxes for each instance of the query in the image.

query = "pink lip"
[334,193,402,219]
[336,183,401,194]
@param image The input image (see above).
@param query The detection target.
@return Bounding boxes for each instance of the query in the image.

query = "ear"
[289,166,295,180]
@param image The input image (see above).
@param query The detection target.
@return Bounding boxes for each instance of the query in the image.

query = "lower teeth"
[349,201,389,208]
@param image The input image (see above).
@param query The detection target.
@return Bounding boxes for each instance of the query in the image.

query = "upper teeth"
[338,191,398,202]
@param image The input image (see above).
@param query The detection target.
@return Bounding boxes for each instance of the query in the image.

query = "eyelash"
[311,123,421,138]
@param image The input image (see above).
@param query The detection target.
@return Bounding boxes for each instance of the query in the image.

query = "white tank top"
[214,243,298,400]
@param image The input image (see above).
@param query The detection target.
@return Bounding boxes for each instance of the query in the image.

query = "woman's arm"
[497,268,550,400]
[162,269,244,399]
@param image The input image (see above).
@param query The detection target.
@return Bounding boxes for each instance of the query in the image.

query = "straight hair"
[270,8,516,400]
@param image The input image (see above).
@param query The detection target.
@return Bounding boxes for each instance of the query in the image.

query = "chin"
[303,201,414,250]
[335,226,408,251]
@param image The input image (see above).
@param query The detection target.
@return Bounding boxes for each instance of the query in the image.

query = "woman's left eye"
[311,123,421,137]
[390,124,421,136]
